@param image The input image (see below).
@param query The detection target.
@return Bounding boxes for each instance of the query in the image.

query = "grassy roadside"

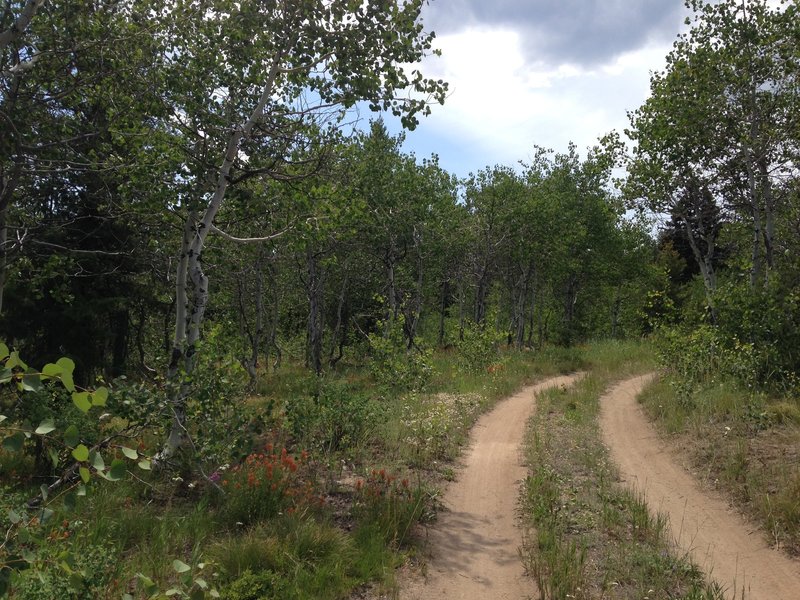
[520,340,725,599]
[638,376,800,556]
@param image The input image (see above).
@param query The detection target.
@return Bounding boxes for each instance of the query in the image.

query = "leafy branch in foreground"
[0,342,151,595]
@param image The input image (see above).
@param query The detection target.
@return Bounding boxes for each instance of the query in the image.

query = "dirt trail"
[600,374,800,600]
[400,374,581,600]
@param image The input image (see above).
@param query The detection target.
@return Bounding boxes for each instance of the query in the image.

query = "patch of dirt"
[398,374,582,600]
[600,374,800,600]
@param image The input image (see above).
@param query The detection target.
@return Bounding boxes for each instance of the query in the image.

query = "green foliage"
[457,320,502,374]
[656,284,800,390]
[220,569,287,600]
[10,542,117,600]
[368,316,434,391]
[124,560,220,600]
[285,380,380,452]
[0,343,152,595]
[186,332,252,465]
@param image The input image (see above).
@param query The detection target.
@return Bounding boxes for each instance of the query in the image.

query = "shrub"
[457,320,502,374]
[284,381,380,452]
[221,569,288,600]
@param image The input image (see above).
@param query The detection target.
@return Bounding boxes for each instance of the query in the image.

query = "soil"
[399,374,582,600]
[599,374,800,600]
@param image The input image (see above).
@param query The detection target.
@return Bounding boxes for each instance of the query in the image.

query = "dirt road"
[600,374,800,600]
[400,374,581,600]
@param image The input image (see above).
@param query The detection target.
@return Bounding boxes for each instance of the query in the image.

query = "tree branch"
[0,0,45,52]
[209,224,290,244]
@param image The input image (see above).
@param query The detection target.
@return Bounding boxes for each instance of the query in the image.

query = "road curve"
[599,374,800,600]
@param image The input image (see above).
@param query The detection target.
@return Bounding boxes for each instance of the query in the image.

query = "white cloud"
[404,26,672,173]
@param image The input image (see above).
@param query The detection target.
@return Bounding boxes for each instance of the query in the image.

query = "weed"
[218,446,321,527]
[353,469,427,546]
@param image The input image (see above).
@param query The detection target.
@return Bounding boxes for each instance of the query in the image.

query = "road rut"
[400,374,582,600]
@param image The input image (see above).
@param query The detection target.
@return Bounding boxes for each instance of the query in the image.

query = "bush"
[368,316,434,391]
[457,320,502,374]
[221,569,288,600]
[284,381,380,452]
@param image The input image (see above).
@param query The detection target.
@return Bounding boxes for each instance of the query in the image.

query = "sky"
[379,0,691,178]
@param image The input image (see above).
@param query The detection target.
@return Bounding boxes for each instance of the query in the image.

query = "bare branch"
[30,240,134,256]
[209,223,290,244]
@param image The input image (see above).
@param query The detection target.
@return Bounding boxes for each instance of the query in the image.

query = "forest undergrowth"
[0,341,584,599]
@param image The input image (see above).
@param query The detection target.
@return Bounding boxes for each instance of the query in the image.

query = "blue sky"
[376,0,691,178]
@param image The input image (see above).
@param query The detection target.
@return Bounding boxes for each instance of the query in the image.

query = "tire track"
[599,374,800,600]
[400,374,582,600]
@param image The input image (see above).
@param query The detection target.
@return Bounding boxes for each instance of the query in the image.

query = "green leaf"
[0,343,9,361]
[137,460,151,471]
[121,446,138,460]
[48,447,59,468]
[91,386,108,407]
[42,363,63,378]
[165,589,181,596]
[72,392,91,413]
[64,425,79,447]
[76,484,86,496]
[60,371,75,393]
[40,484,49,502]
[21,370,43,392]
[63,492,76,511]
[35,418,56,435]
[190,589,205,600]
[56,357,75,374]
[107,459,126,481]
[0,414,6,423]
[68,573,84,590]
[7,351,27,370]
[2,432,24,452]
[40,507,54,523]
[79,467,90,484]
[135,573,157,593]
[72,444,89,462]
[8,509,21,524]
[172,559,191,573]
[0,368,12,384]
[90,451,105,471]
